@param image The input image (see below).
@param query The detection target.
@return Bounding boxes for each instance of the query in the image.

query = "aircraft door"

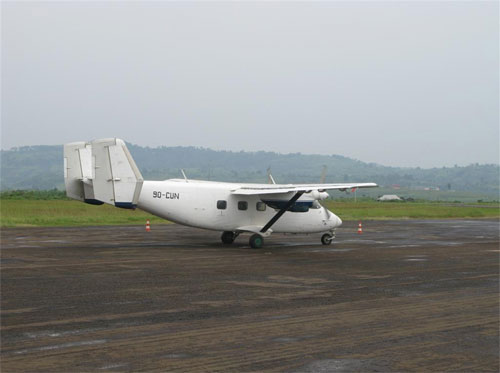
[191,191,228,230]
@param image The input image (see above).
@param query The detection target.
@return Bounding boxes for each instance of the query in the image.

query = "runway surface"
[1,220,499,372]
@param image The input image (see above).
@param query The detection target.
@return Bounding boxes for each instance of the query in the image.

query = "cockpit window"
[256,201,266,211]
[311,201,321,209]
[217,200,227,210]
[238,201,248,210]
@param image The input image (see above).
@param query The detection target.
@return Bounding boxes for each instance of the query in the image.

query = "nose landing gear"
[321,230,336,245]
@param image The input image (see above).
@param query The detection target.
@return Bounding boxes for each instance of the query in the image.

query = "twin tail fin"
[63,138,143,209]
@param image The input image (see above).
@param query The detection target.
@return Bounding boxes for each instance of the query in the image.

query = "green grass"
[0,189,68,200]
[0,200,498,228]
[323,200,500,220]
[336,187,498,203]
[0,200,169,227]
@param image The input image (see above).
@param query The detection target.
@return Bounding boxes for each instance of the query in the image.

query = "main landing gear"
[221,231,238,244]
[223,190,305,249]
[249,234,264,249]
[221,231,264,248]
[222,231,335,248]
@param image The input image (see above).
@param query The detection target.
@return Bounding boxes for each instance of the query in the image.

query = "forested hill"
[1,144,498,197]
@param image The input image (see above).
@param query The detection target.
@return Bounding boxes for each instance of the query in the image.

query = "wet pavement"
[1,220,499,372]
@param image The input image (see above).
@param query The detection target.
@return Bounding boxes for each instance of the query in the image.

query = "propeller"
[310,190,331,220]
[302,166,332,220]
[320,165,327,184]
[267,167,276,184]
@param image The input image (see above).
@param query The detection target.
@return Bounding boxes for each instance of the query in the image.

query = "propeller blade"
[267,167,276,184]
[320,165,327,183]
[317,191,331,220]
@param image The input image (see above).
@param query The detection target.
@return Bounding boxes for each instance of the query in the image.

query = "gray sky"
[2,1,499,168]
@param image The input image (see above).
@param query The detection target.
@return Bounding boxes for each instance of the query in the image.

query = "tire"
[321,233,333,245]
[221,231,235,244]
[249,234,264,249]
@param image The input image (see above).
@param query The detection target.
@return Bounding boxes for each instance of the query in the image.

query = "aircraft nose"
[331,213,342,227]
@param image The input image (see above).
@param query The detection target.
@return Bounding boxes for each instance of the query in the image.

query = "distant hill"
[1,143,498,200]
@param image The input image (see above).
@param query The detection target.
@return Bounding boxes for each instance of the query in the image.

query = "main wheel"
[249,234,264,249]
[321,233,333,245]
[221,231,235,244]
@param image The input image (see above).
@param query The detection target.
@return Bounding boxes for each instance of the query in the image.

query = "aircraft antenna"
[181,169,188,183]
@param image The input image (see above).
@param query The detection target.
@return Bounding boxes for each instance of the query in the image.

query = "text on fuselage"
[152,191,180,199]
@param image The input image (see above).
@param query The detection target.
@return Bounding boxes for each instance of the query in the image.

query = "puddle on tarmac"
[13,339,107,355]
[293,358,389,372]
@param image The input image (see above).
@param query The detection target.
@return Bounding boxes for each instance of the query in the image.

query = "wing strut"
[260,191,305,233]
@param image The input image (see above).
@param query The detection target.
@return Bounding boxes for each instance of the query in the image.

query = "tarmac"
[1,219,499,372]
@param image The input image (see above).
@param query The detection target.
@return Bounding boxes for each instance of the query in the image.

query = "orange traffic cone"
[357,221,363,234]
[146,219,151,232]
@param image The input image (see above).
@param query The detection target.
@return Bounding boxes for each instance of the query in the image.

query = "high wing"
[231,182,377,235]
[231,183,377,195]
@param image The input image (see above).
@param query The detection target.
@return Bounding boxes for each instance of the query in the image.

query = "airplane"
[64,138,377,248]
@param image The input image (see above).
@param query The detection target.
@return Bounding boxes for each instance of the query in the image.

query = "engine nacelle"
[309,190,329,200]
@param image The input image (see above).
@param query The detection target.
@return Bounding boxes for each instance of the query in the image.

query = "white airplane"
[64,138,377,248]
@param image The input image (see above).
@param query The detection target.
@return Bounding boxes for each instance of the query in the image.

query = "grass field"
[0,199,498,228]
[0,200,168,227]
[323,200,499,220]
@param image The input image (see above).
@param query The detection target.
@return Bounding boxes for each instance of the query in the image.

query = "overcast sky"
[2,1,498,168]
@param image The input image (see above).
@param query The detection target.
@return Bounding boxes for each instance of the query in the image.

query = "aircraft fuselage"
[138,180,342,233]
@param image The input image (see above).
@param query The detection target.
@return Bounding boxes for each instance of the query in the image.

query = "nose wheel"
[321,230,335,245]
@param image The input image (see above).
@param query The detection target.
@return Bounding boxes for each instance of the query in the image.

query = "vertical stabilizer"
[91,138,143,209]
[64,142,101,204]
[64,142,87,201]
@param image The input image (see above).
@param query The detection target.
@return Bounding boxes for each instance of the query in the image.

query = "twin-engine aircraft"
[64,138,377,248]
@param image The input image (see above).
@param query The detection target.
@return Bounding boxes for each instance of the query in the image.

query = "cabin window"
[238,201,248,210]
[217,200,227,210]
[256,201,266,211]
